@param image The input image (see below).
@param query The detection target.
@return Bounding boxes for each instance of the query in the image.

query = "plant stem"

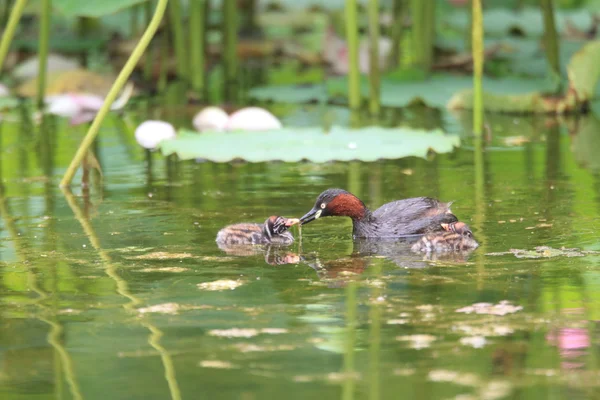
[345,0,361,110]
[60,0,169,187]
[410,0,434,72]
[143,1,154,81]
[472,0,484,136]
[0,0,27,75]
[37,0,51,109]
[368,0,380,116]
[540,0,560,86]
[168,0,188,79]
[389,0,403,69]
[223,0,238,99]
[189,0,205,94]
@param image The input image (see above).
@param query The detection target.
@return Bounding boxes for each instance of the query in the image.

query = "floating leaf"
[487,246,600,259]
[158,127,460,162]
[249,75,549,109]
[52,0,149,17]
[567,40,600,102]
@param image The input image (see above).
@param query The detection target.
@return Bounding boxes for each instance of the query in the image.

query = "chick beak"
[285,218,300,227]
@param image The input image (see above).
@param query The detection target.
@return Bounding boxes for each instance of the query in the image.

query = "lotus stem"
[190,0,205,94]
[472,0,484,136]
[345,0,361,110]
[60,0,169,187]
[410,0,434,71]
[168,0,188,79]
[37,0,51,108]
[368,0,380,116]
[143,1,154,81]
[223,0,238,99]
[0,0,27,74]
[541,0,560,86]
[389,0,403,69]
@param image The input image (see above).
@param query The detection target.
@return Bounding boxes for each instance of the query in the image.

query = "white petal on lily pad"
[135,120,177,149]
[225,107,282,131]
[193,106,229,132]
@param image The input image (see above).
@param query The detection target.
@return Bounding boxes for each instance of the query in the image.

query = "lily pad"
[449,40,600,114]
[52,0,149,17]
[158,127,460,162]
[443,7,594,38]
[249,75,548,109]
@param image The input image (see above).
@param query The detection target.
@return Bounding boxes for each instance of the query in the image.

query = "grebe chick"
[216,216,299,246]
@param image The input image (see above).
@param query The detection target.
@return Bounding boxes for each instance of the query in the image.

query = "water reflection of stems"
[343,281,358,400]
[61,188,183,400]
[473,137,486,287]
[0,191,84,400]
[368,261,383,400]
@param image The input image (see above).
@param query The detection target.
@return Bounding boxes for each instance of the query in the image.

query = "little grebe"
[299,188,458,238]
[411,221,479,253]
[216,216,299,245]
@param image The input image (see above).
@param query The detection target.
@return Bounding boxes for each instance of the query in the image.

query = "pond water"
[2,107,600,400]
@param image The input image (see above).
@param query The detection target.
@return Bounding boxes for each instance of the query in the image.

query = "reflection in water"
[5,108,600,398]
[61,188,182,400]
[547,327,590,370]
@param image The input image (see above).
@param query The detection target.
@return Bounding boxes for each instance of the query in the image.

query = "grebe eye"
[320,203,326,209]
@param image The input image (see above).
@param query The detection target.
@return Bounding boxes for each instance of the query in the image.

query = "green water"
[2,109,600,400]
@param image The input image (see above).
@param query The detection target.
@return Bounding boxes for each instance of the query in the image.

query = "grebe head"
[442,221,473,238]
[263,216,299,238]
[300,188,367,225]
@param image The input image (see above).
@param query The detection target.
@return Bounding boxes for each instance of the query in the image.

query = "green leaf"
[52,0,149,17]
[249,75,550,109]
[158,127,460,162]
[567,40,600,102]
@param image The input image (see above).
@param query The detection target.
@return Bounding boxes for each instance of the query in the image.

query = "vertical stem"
[37,0,51,108]
[424,0,435,69]
[472,0,484,136]
[368,0,380,116]
[143,1,154,81]
[60,0,169,187]
[190,0,205,94]
[223,0,238,100]
[0,0,27,74]
[541,0,561,86]
[345,0,361,110]
[389,0,403,69]
[410,0,434,72]
[131,2,140,36]
[168,0,188,79]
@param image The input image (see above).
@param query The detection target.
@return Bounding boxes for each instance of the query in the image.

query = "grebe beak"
[300,208,320,225]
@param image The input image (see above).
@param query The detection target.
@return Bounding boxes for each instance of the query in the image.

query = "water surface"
[1,111,600,400]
